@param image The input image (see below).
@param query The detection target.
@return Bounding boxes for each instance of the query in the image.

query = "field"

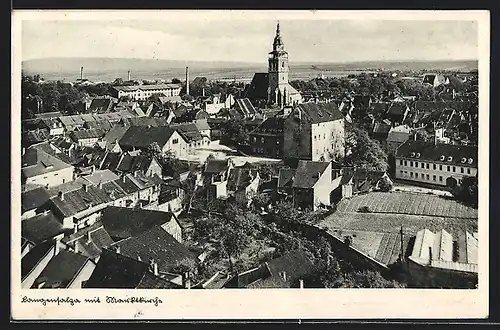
[337,192,477,219]
[320,212,477,238]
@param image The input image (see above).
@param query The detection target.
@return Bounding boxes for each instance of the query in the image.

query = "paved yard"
[337,192,477,219]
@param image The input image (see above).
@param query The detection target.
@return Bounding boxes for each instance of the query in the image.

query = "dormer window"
[468,158,473,164]
[447,156,453,162]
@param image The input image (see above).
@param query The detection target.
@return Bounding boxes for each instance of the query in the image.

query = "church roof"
[245,73,269,101]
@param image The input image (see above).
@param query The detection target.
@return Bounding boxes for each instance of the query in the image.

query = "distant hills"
[22,57,478,82]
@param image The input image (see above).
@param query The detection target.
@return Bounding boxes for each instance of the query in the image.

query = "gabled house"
[248,117,285,159]
[22,210,65,245]
[83,248,182,289]
[21,186,51,220]
[226,168,261,204]
[118,126,189,159]
[338,167,393,199]
[170,122,209,150]
[386,102,410,126]
[30,250,95,289]
[422,74,449,88]
[203,158,234,199]
[386,125,412,155]
[61,221,115,260]
[70,128,107,147]
[283,103,345,162]
[22,240,57,289]
[22,147,74,190]
[101,206,183,243]
[292,160,342,211]
[224,249,313,289]
[114,151,163,178]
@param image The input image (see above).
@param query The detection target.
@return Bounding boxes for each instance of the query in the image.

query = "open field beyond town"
[336,192,478,219]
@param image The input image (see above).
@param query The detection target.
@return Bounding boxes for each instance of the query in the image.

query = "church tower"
[268,21,289,108]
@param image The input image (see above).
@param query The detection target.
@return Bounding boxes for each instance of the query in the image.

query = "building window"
[410,172,413,177]
[433,164,437,170]
[323,134,326,139]
[400,160,403,166]
[252,137,256,142]
[43,176,47,179]
[421,173,424,179]
[439,176,443,182]
[461,167,464,173]
[54,173,58,176]
[400,170,403,174]
[426,174,430,180]
[404,161,408,166]
[172,139,179,144]
[467,168,471,174]
[453,166,456,172]
[63,179,65,183]
[439,165,442,171]
[410,161,413,167]
[261,137,265,143]
[421,163,425,169]
[433,175,436,181]
[414,162,418,168]
[447,165,450,172]
[426,163,430,169]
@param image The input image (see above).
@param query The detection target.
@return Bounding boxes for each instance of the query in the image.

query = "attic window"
[468,158,473,164]
[447,156,453,162]
[461,157,467,164]
[41,161,53,169]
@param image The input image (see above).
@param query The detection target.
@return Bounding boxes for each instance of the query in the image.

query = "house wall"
[284,112,312,160]
[249,131,284,159]
[407,258,477,289]
[146,159,163,178]
[205,103,224,115]
[395,157,477,187]
[76,137,99,147]
[245,176,260,200]
[312,163,335,210]
[311,120,345,162]
[67,260,96,289]
[22,242,34,258]
[25,167,74,189]
[162,131,188,159]
[21,209,38,221]
[22,246,56,289]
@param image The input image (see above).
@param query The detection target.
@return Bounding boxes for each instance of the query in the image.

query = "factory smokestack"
[185,66,190,95]
[80,66,84,80]
[127,70,131,81]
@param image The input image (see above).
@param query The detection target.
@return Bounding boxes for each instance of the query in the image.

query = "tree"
[344,125,388,171]
[452,176,478,208]
[414,129,434,143]
[171,78,181,84]
[378,176,393,192]
[222,118,248,146]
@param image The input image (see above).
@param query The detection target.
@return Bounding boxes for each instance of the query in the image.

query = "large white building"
[112,84,182,101]
[395,140,477,188]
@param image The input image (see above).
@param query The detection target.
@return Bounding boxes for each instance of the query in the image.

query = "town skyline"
[22,19,478,64]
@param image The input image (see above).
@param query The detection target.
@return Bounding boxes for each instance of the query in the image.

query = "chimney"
[74,241,79,253]
[122,175,126,183]
[98,181,103,189]
[185,67,190,95]
[58,191,65,201]
[54,239,60,256]
[22,147,26,156]
[280,271,287,282]
[127,70,131,81]
[428,246,433,265]
[149,258,158,276]
[299,279,304,289]
[87,230,92,242]
[115,245,120,254]
[202,87,205,98]
[134,170,139,177]
[83,184,89,192]
[80,66,84,80]
[183,272,191,289]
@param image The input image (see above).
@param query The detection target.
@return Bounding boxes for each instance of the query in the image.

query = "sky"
[21,16,479,63]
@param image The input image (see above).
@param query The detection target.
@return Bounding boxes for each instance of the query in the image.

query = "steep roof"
[395,140,478,167]
[62,222,114,259]
[32,250,90,288]
[194,119,211,132]
[84,120,113,131]
[277,167,295,189]
[294,102,344,124]
[71,128,107,141]
[234,98,256,117]
[76,169,120,186]
[88,98,115,114]
[21,240,54,280]
[83,248,178,288]
[102,126,129,146]
[264,249,313,285]
[22,129,50,147]
[227,168,259,192]
[48,184,114,218]
[204,159,230,175]
[386,125,411,143]
[387,102,409,116]
[170,123,203,143]
[292,160,330,189]
[22,148,73,179]
[101,206,178,241]
[244,73,269,101]
[21,187,51,213]
[22,211,65,245]
[119,126,180,149]
[121,117,169,127]
[111,225,195,273]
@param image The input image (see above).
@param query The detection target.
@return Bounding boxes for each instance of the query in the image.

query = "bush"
[358,206,371,213]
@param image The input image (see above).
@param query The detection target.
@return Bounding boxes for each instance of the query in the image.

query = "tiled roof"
[111,225,195,273]
[194,119,211,132]
[62,222,114,259]
[264,249,313,285]
[84,120,113,131]
[234,98,256,117]
[372,122,391,135]
[457,231,478,264]
[159,95,183,104]
[21,240,54,280]
[98,152,122,171]
[227,168,259,192]
[204,159,230,175]
[22,148,73,179]
[294,102,344,124]
[113,84,181,92]
[292,160,330,189]
[34,111,63,119]
[76,169,120,186]
[88,98,115,114]
[33,250,90,288]
[121,117,169,127]
[22,129,50,147]
[22,211,65,245]
[395,140,478,167]
[244,73,269,101]
[101,206,178,241]
[387,102,409,116]
[246,275,290,289]
[277,167,295,189]
[386,125,411,143]
[48,184,113,218]
[102,126,129,147]
[170,123,203,143]
[22,187,51,213]
[119,126,179,149]
[71,128,107,141]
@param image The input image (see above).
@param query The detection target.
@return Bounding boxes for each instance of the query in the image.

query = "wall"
[205,103,224,115]
[25,166,74,189]
[283,111,312,160]
[162,131,188,159]
[395,157,477,187]
[407,258,477,288]
[68,260,96,289]
[22,246,56,289]
[311,163,333,210]
[146,159,163,178]
[21,209,38,221]
[311,120,345,162]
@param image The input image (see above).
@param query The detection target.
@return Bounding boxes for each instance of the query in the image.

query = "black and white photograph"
[12,10,489,320]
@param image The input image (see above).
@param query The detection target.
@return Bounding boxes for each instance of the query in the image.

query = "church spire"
[276,21,280,36]
[273,20,285,52]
